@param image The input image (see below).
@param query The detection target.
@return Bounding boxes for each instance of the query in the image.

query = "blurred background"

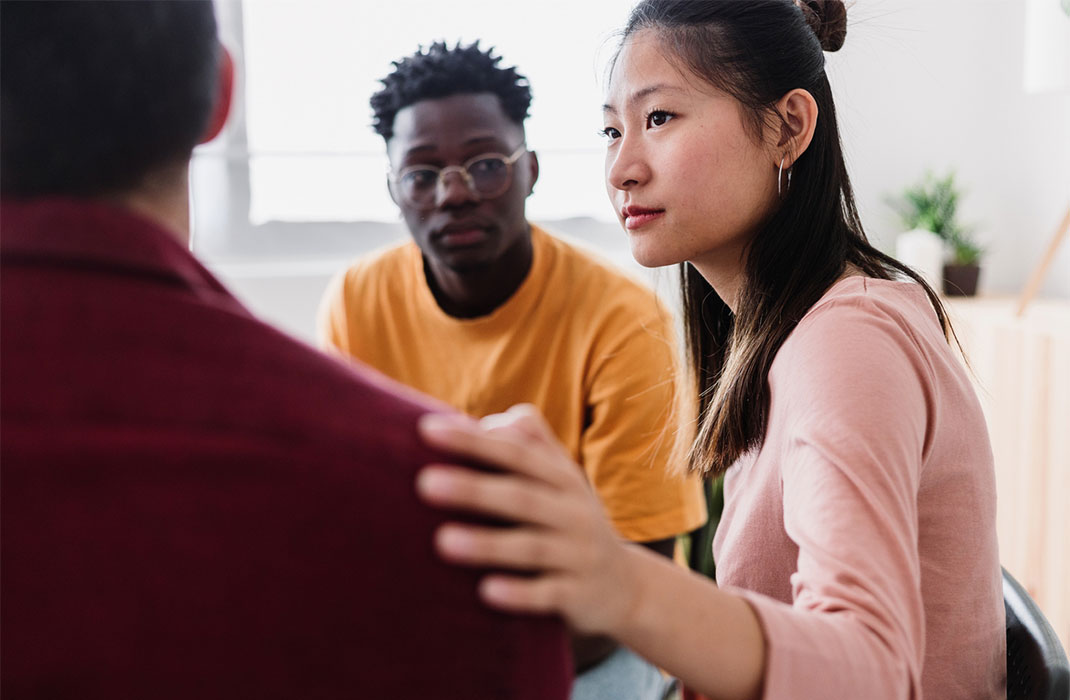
[190,0,1070,648]
[193,0,1069,339]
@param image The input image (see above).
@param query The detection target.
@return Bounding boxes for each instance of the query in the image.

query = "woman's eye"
[600,126,621,141]
[646,110,674,128]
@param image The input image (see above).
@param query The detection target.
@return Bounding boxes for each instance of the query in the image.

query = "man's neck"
[112,163,192,248]
[424,229,534,319]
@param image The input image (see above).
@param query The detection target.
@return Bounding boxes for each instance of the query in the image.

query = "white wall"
[829,0,1070,300]
[207,0,1070,342]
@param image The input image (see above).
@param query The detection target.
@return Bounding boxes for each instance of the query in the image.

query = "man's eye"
[646,110,674,128]
[404,169,438,188]
[469,158,506,175]
[600,126,621,141]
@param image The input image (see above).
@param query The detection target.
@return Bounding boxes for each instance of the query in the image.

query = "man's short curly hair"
[370,41,532,141]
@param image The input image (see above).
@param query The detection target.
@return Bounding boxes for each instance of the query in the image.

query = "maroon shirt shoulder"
[0,198,570,699]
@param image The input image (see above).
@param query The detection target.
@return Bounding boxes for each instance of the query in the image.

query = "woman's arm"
[416,406,765,700]
[416,297,953,699]
[571,536,676,674]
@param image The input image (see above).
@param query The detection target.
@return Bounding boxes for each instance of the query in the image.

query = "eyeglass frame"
[388,144,529,209]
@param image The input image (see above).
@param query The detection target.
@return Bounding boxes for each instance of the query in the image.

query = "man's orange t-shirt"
[318,224,705,542]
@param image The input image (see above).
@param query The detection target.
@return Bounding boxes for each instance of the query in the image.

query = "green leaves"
[946,229,984,266]
[891,170,984,265]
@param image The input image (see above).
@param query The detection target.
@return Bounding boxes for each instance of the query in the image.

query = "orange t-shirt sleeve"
[316,269,351,355]
[580,302,706,542]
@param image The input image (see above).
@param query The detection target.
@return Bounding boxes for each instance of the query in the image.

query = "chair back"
[1004,567,1070,700]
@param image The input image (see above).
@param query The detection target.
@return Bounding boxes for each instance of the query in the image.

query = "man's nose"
[436,168,478,207]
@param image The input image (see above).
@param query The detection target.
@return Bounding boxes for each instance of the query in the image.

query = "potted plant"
[942,225,984,297]
[891,170,984,296]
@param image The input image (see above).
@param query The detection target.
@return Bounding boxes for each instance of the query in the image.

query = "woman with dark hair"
[413,1,1006,697]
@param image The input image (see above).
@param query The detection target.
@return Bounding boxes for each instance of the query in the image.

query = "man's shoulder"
[3,255,438,463]
[193,308,444,454]
[535,226,671,331]
[537,226,660,300]
[321,240,422,335]
[2,271,574,699]
[339,240,419,289]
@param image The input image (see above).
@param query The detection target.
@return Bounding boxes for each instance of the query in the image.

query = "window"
[192,0,635,260]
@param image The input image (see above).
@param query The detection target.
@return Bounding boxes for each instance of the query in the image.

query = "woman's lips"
[622,208,665,230]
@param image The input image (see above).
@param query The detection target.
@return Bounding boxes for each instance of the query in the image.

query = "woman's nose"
[606,137,649,192]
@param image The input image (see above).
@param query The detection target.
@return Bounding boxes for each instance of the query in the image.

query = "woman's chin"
[628,239,683,269]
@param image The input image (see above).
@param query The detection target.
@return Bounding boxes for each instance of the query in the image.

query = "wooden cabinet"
[945,297,1070,650]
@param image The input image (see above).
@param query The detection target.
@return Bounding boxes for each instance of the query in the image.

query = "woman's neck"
[690,248,747,315]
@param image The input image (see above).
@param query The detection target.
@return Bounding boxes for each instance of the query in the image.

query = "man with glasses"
[318,41,705,699]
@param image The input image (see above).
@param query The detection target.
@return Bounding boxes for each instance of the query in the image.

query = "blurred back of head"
[0,0,220,198]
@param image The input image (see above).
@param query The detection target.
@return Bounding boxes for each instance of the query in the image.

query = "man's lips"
[621,206,665,230]
[433,224,491,247]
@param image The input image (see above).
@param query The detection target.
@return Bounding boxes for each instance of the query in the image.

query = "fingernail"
[415,468,448,497]
[437,526,468,553]
[480,577,509,604]
[418,413,453,436]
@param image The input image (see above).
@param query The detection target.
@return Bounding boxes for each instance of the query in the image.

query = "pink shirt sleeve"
[734,297,935,699]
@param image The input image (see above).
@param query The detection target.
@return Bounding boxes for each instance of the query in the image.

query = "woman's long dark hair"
[623,0,953,476]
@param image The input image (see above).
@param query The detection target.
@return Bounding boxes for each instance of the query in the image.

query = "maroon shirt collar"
[1,196,240,303]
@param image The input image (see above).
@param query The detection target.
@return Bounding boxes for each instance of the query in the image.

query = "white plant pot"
[895,228,945,291]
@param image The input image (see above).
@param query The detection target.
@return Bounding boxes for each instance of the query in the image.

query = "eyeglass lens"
[399,155,512,207]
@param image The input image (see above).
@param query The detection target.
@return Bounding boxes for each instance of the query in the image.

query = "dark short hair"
[0,0,220,197]
[370,41,532,141]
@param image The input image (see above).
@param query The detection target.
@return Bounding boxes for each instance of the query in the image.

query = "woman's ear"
[198,44,234,145]
[773,88,818,166]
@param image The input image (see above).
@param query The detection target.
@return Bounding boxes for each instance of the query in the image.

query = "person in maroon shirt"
[0,2,571,698]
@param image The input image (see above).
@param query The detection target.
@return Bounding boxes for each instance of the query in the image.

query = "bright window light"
[239,0,634,224]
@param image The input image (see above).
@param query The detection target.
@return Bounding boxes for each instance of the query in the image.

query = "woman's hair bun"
[799,0,848,52]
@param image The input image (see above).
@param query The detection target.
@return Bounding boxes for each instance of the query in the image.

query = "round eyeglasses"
[389,145,528,209]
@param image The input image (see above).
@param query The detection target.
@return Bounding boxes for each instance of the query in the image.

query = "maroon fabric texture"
[0,197,571,699]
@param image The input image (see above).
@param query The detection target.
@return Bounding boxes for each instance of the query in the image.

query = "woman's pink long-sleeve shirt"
[713,277,1005,699]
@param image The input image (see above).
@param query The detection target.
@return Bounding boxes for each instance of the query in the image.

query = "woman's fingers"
[416,408,638,636]
[477,569,630,637]
[434,523,578,571]
[495,404,564,449]
[416,465,570,529]
[478,573,567,616]
[471,543,645,636]
[419,412,584,490]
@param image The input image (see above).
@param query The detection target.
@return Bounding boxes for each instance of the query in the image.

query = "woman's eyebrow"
[603,84,685,114]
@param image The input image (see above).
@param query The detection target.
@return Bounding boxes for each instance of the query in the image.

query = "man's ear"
[526,150,539,196]
[199,44,234,145]
[773,88,818,167]
[386,173,399,206]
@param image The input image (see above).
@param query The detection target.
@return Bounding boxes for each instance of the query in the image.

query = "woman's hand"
[415,404,642,637]
[418,404,767,699]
